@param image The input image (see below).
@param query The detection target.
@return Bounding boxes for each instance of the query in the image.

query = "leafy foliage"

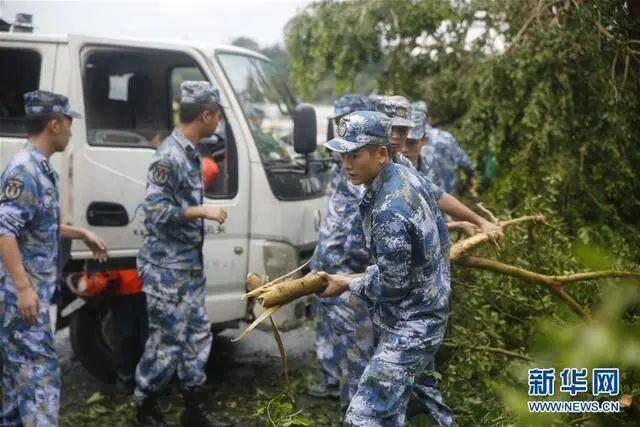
[286,0,640,424]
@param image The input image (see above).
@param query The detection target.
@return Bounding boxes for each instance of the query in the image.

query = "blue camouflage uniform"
[0,91,81,426]
[423,125,473,194]
[371,95,415,169]
[312,95,372,394]
[310,165,372,407]
[325,111,454,427]
[411,100,428,115]
[407,111,433,177]
[134,81,221,402]
[407,111,452,276]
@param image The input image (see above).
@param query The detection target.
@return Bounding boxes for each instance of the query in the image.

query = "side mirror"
[326,118,334,142]
[293,103,317,154]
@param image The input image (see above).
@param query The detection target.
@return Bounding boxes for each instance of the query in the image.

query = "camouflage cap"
[368,93,384,105]
[407,111,427,140]
[412,100,428,115]
[324,111,391,153]
[374,95,414,128]
[180,81,223,106]
[247,105,265,118]
[329,94,371,119]
[23,90,82,118]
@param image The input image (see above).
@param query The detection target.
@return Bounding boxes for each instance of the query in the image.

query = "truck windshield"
[216,52,327,201]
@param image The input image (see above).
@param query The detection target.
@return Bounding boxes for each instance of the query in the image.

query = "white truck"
[0,31,328,381]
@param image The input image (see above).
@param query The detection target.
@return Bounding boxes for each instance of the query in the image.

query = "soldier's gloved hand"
[478,219,503,241]
[201,206,227,224]
[82,230,109,262]
[18,285,40,326]
[317,271,350,298]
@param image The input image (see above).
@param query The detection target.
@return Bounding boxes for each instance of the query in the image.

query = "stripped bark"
[259,274,328,308]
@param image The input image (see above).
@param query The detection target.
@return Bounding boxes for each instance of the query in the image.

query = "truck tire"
[69,303,116,383]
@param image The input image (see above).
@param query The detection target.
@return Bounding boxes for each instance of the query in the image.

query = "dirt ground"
[55,321,343,426]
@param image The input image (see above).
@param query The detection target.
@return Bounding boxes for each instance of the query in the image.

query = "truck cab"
[0,32,327,380]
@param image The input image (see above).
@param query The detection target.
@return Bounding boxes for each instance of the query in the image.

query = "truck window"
[170,66,238,199]
[0,48,41,137]
[217,52,328,201]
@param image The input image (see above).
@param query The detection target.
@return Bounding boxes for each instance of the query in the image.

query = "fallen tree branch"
[247,273,268,291]
[476,202,499,224]
[450,214,547,261]
[441,341,533,361]
[259,274,328,308]
[269,316,293,402]
[457,256,640,287]
[456,256,592,319]
[244,258,311,299]
[232,306,281,342]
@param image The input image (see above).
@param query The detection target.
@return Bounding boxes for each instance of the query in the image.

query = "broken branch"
[456,256,591,319]
[442,341,533,361]
[450,214,547,261]
[259,274,328,308]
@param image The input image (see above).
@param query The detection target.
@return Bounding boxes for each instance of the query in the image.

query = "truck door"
[66,35,250,323]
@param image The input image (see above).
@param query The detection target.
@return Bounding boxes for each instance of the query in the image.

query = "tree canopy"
[285,1,640,425]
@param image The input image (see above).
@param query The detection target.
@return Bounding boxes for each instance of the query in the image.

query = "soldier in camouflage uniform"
[0,91,108,426]
[370,95,415,169]
[134,81,232,427]
[423,125,474,195]
[319,110,454,426]
[403,110,431,176]
[309,94,371,400]
[325,94,371,197]
[405,109,494,238]
[412,100,428,115]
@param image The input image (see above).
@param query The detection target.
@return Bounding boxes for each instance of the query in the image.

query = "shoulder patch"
[3,178,24,200]
[149,162,171,186]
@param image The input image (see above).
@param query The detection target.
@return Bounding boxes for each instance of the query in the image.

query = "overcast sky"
[0,0,311,47]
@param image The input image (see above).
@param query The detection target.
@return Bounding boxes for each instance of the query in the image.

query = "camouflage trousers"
[313,296,345,388]
[134,267,212,402]
[345,324,454,427]
[315,293,377,411]
[343,294,375,407]
[0,301,60,427]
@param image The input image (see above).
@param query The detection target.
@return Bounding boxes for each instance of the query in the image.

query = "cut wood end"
[620,394,633,408]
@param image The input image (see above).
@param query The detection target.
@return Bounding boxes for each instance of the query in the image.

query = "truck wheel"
[69,303,116,383]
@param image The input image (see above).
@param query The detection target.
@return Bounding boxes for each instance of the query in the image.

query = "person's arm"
[320,211,413,301]
[145,157,227,224]
[0,236,39,325]
[60,224,108,262]
[437,193,503,238]
[0,169,40,324]
[184,205,227,223]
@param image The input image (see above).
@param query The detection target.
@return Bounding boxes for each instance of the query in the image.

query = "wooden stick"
[246,273,268,291]
[450,214,547,261]
[456,256,590,319]
[476,202,500,224]
[244,258,311,299]
[259,274,328,308]
[231,306,282,342]
[268,316,293,402]
[441,341,533,361]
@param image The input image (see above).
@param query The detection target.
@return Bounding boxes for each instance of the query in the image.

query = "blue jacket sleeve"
[0,167,39,238]
[143,156,186,225]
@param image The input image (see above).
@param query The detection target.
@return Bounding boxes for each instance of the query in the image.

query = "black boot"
[181,389,234,427]
[136,395,165,427]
